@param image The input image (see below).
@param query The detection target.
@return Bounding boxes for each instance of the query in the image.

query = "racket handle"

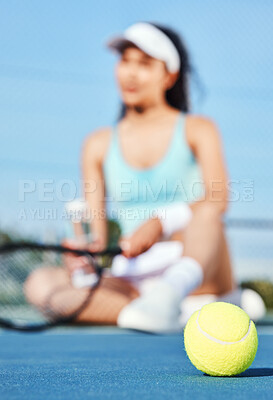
[71,269,99,288]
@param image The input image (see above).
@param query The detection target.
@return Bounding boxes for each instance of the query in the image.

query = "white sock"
[111,241,183,278]
[163,256,204,300]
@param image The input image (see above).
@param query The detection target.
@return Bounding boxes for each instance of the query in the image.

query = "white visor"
[106,22,180,73]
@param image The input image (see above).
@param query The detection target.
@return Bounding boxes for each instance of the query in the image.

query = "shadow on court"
[238,368,273,378]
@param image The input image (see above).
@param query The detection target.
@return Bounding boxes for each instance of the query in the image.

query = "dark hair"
[117,22,200,120]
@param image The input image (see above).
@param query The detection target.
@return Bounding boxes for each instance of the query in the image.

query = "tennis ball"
[184,302,258,376]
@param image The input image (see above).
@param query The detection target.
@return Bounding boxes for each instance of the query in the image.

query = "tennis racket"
[0,242,121,331]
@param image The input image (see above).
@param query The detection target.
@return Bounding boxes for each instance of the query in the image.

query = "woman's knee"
[170,203,223,242]
[24,267,67,306]
[190,203,225,231]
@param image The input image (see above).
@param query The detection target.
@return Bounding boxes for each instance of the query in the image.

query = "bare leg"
[170,203,235,296]
[75,277,139,324]
[25,268,139,325]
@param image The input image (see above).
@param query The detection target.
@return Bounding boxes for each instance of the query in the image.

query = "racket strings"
[0,247,103,328]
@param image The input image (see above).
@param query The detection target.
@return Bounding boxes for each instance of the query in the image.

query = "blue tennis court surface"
[0,327,272,400]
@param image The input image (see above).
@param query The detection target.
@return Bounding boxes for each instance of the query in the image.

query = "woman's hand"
[62,235,106,253]
[61,237,106,275]
[119,217,163,258]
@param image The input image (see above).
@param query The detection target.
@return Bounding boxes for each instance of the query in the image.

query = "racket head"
[0,242,121,331]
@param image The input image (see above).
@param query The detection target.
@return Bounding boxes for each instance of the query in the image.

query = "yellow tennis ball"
[184,302,258,376]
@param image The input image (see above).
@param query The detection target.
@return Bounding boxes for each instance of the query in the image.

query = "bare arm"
[81,130,109,251]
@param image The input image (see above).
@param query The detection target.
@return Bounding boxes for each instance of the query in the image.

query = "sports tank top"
[103,111,204,236]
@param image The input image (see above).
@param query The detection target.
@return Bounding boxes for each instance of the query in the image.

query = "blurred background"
[0,1,272,296]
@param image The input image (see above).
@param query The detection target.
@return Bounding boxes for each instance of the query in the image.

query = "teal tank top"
[103,111,204,236]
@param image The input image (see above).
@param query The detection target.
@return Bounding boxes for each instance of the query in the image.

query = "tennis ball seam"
[196,309,252,344]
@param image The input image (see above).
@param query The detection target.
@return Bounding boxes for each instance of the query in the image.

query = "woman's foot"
[117,280,181,333]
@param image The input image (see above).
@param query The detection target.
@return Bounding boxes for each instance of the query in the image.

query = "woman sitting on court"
[69,21,236,331]
[27,22,261,332]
